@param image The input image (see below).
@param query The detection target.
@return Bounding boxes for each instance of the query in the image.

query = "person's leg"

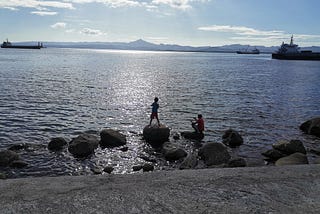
[156,114,160,126]
[192,123,199,133]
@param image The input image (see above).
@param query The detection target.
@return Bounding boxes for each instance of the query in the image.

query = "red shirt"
[197,118,204,132]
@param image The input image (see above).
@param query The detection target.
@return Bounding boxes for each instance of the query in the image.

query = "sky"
[1,0,320,47]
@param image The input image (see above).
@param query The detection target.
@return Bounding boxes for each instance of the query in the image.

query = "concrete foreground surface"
[1,165,320,214]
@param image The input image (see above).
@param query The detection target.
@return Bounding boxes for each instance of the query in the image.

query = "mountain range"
[9,39,320,53]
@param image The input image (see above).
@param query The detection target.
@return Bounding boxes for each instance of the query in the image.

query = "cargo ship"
[272,36,320,60]
[1,39,43,49]
[236,47,260,54]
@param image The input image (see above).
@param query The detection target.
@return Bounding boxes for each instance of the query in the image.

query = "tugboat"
[1,39,43,49]
[236,46,260,54]
[272,35,320,60]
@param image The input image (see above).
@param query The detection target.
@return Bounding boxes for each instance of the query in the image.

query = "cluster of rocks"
[143,125,246,170]
[261,117,320,166]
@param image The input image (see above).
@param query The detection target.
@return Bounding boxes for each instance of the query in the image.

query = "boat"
[1,39,43,49]
[236,47,260,54]
[272,35,320,60]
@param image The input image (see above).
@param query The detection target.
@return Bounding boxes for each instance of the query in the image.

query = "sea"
[1,48,320,178]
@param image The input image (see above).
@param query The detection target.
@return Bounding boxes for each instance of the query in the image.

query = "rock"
[103,166,114,174]
[227,158,247,167]
[162,142,187,161]
[300,117,320,137]
[314,158,320,164]
[91,167,102,174]
[100,129,126,148]
[142,163,154,172]
[119,146,129,152]
[0,173,6,179]
[48,137,68,151]
[181,131,204,140]
[272,140,306,155]
[9,160,28,168]
[143,125,170,148]
[8,143,28,151]
[139,155,157,163]
[132,165,143,171]
[275,153,309,166]
[179,152,198,170]
[222,129,243,147]
[0,150,19,167]
[172,133,180,140]
[198,143,231,166]
[261,149,287,161]
[309,148,320,156]
[68,134,99,158]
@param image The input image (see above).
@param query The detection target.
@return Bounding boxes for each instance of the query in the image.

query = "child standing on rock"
[149,97,160,127]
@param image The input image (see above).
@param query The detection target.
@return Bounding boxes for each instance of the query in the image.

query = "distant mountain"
[12,39,320,53]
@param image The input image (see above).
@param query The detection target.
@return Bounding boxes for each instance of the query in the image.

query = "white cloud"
[31,11,58,16]
[80,28,106,36]
[0,0,74,10]
[51,22,67,29]
[198,25,284,37]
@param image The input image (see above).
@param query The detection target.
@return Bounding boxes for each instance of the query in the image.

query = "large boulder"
[179,152,198,170]
[300,117,320,137]
[48,137,68,151]
[181,131,204,140]
[0,150,20,167]
[68,134,99,158]
[222,129,243,147]
[198,142,231,166]
[261,149,287,161]
[100,129,126,148]
[275,153,309,166]
[143,125,170,148]
[162,142,187,161]
[272,140,306,155]
[227,158,247,168]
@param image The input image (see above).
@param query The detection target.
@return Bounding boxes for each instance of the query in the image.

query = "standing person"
[191,114,204,134]
[149,97,160,127]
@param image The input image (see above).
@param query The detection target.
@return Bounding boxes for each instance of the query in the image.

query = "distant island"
[6,39,320,53]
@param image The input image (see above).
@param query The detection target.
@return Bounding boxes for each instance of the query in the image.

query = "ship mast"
[290,35,294,46]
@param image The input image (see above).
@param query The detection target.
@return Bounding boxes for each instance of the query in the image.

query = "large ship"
[272,36,320,60]
[236,47,260,54]
[1,39,43,49]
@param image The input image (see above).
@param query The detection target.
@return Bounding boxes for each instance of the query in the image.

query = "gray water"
[1,48,320,178]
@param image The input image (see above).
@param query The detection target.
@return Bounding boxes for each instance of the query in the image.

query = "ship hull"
[1,45,42,49]
[272,53,320,61]
[236,51,259,54]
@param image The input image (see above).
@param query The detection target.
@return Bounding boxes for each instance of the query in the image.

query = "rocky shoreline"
[1,117,320,179]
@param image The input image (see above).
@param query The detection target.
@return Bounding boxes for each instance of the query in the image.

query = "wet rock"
[198,143,231,166]
[143,125,170,148]
[162,142,187,162]
[139,155,157,163]
[227,158,247,168]
[309,148,320,156]
[272,140,306,155]
[9,160,28,168]
[222,129,243,147]
[181,131,204,140]
[275,153,309,166]
[314,158,320,164]
[68,134,99,158]
[103,166,114,174]
[179,152,198,170]
[262,149,287,161]
[119,146,129,152]
[100,129,126,148]
[132,165,143,171]
[0,150,19,167]
[142,163,154,172]
[48,137,68,151]
[8,143,29,151]
[172,133,180,140]
[300,117,320,137]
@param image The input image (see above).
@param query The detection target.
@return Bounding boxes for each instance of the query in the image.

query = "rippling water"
[1,48,320,178]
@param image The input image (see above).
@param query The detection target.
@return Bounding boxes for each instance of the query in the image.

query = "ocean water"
[1,48,320,178]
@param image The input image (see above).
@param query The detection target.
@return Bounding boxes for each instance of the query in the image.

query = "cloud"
[198,25,284,37]
[51,22,67,29]
[31,11,58,16]
[80,28,106,36]
[0,0,74,11]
